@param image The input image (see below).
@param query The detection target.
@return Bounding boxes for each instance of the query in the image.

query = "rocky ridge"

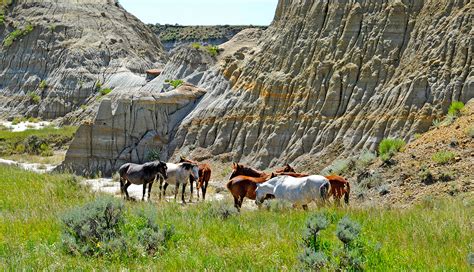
[169,0,473,170]
[0,0,167,119]
[63,0,473,175]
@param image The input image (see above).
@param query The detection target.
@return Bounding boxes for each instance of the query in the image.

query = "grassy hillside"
[0,165,471,270]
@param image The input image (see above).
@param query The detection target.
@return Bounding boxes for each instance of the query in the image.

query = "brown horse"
[275,164,350,205]
[179,156,212,200]
[325,175,350,205]
[274,163,296,174]
[227,163,277,210]
[226,175,269,210]
[229,162,270,179]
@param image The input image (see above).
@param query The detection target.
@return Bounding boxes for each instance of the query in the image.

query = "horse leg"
[182,183,187,204]
[302,204,308,211]
[142,183,147,201]
[158,177,163,200]
[189,179,193,203]
[174,183,179,201]
[148,182,153,201]
[119,177,125,196]
[202,181,208,201]
[124,181,131,200]
[163,182,169,200]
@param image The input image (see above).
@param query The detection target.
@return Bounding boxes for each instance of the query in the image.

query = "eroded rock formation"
[0,0,167,119]
[170,0,473,170]
[60,45,214,175]
[63,0,473,175]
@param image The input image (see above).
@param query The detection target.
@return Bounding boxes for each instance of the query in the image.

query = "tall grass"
[0,166,471,270]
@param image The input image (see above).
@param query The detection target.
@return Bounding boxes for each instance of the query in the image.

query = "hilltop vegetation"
[0,165,471,270]
[148,24,267,50]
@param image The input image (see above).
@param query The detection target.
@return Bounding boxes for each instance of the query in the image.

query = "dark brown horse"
[276,164,350,205]
[179,156,212,200]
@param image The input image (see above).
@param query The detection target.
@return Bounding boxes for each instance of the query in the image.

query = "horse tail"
[226,180,233,192]
[320,181,330,200]
[344,181,350,204]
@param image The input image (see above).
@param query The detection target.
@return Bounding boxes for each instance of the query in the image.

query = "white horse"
[160,162,199,204]
[255,175,330,210]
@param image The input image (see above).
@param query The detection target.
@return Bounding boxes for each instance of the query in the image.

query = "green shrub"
[355,150,376,170]
[414,133,422,140]
[419,166,434,185]
[447,101,464,116]
[191,42,201,49]
[206,45,219,57]
[28,92,41,104]
[11,116,26,125]
[95,81,103,91]
[378,138,406,162]
[205,201,238,220]
[299,215,374,271]
[27,116,39,123]
[99,88,112,96]
[146,149,161,162]
[263,199,293,212]
[321,159,354,175]
[61,197,174,257]
[432,118,442,128]
[39,80,48,90]
[3,23,34,48]
[165,79,184,89]
[432,151,455,165]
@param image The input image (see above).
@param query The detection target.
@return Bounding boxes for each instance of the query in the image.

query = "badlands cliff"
[0,0,167,119]
[62,0,473,175]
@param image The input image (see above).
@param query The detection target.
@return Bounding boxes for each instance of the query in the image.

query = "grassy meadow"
[0,165,472,270]
[0,125,76,164]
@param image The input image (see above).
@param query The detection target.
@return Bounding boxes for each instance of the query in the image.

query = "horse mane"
[180,162,196,170]
[232,163,268,178]
[179,156,197,164]
[275,164,296,174]
[276,172,309,178]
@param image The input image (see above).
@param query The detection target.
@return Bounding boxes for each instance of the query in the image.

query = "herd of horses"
[118,157,350,210]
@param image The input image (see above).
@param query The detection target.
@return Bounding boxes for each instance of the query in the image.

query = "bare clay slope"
[170,0,473,170]
[0,0,167,119]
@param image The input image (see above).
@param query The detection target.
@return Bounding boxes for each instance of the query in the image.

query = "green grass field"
[0,165,471,270]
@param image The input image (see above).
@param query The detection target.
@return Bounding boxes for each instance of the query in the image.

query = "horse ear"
[232,162,237,169]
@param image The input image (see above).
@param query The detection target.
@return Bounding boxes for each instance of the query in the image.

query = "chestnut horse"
[179,156,212,200]
[227,163,283,210]
[274,164,351,205]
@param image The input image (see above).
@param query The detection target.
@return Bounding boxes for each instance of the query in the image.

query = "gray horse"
[118,161,168,201]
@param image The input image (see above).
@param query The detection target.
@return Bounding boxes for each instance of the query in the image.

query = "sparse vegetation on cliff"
[3,23,34,48]
[165,79,184,89]
[28,92,41,104]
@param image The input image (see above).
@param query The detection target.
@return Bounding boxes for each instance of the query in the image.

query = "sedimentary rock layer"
[169,0,473,169]
[0,0,167,119]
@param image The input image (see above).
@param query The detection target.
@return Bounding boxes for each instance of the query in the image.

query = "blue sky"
[120,0,278,25]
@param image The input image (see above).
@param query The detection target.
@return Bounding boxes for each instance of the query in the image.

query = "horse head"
[275,163,296,173]
[157,161,168,179]
[229,162,267,180]
[181,162,199,181]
